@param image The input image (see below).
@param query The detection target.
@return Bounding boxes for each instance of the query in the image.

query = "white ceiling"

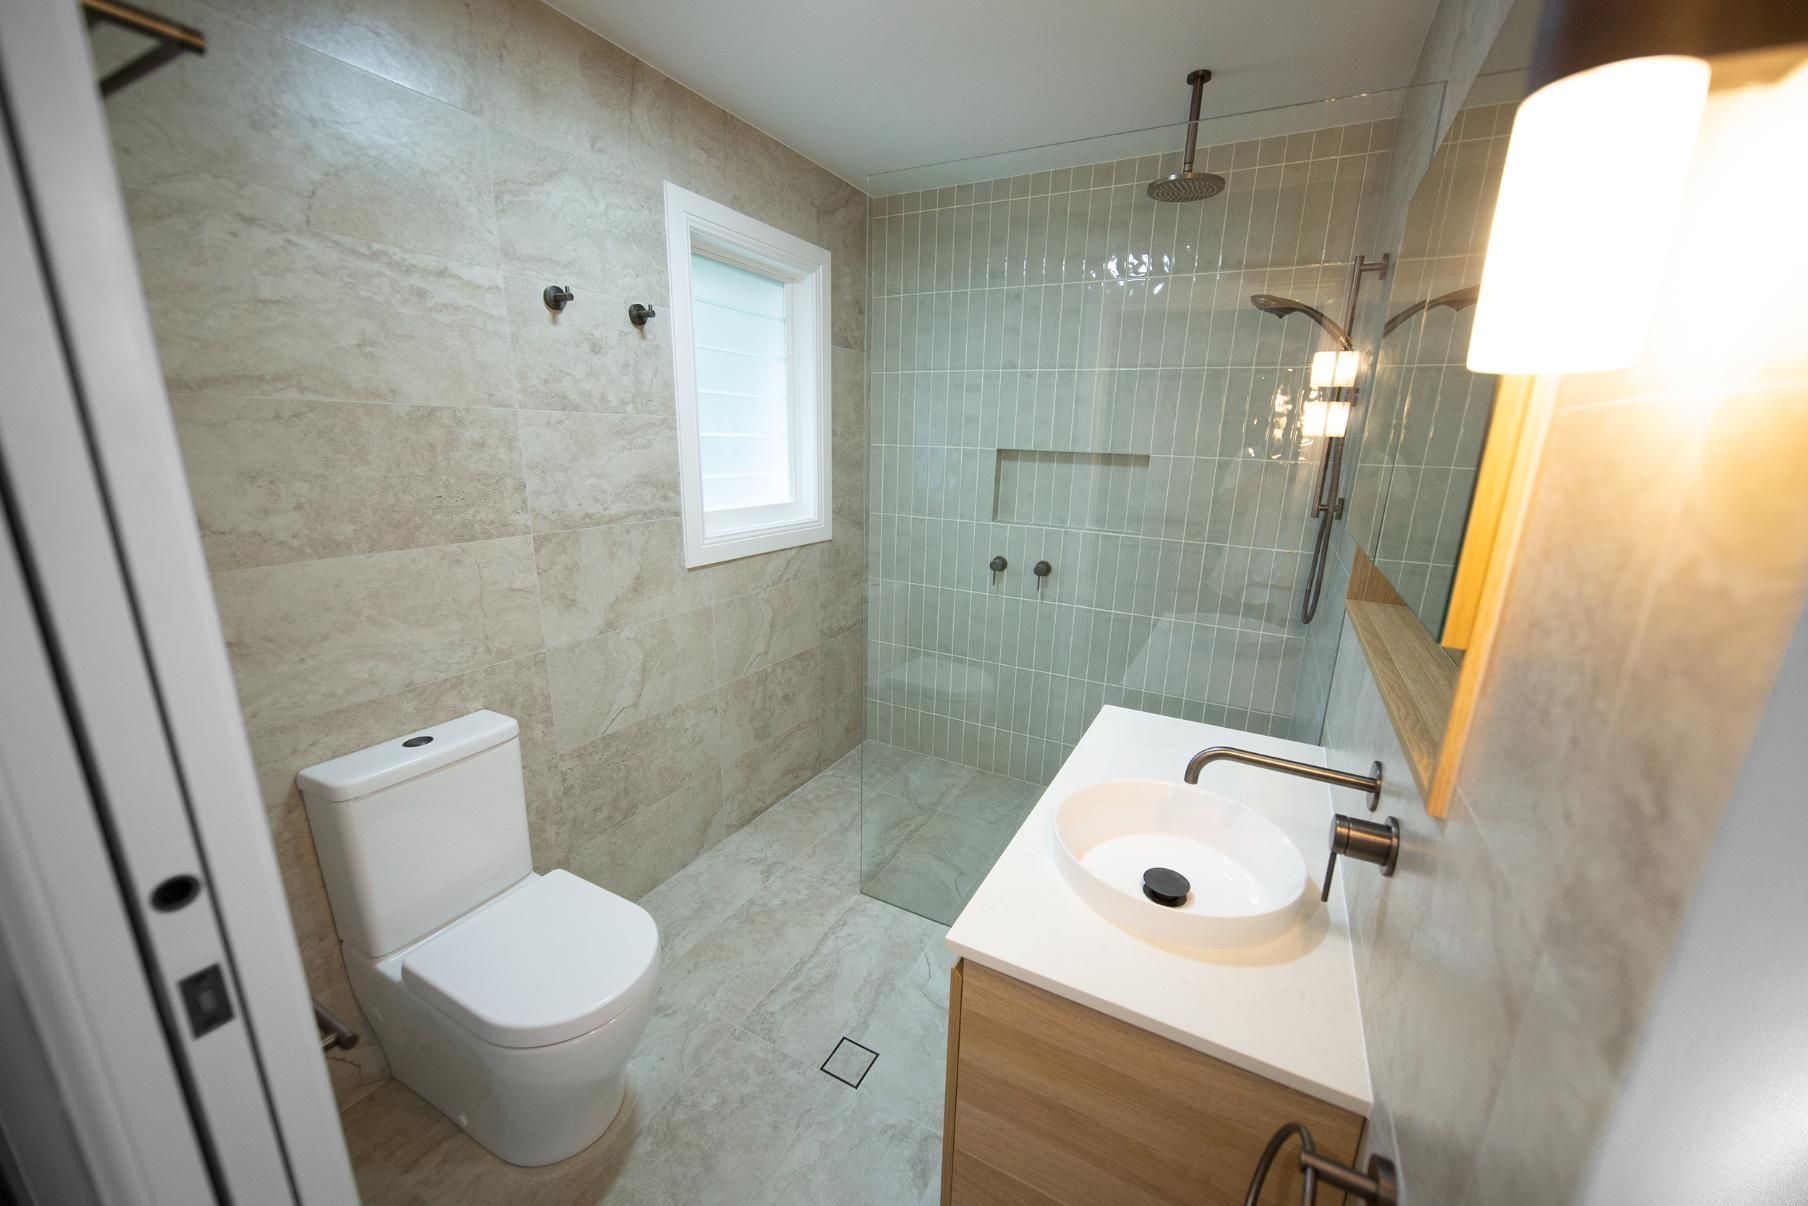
[547,0,1447,187]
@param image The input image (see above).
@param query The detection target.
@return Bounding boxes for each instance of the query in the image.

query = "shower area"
[857,82,1438,923]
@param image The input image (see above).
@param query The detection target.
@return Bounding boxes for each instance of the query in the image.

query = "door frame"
[0,0,357,1200]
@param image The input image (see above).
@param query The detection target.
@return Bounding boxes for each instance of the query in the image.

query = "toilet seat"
[401,869,658,1049]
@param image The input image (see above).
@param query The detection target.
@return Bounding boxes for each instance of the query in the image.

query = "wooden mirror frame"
[1346,373,1556,817]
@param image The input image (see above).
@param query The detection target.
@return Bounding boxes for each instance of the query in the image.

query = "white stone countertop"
[944,706,1373,1115]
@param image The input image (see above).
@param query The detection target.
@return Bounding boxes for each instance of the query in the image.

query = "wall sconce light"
[1310,349,1361,391]
[1467,56,1709,374]
[1465,0,1806,375]
[1302,398,1351,439]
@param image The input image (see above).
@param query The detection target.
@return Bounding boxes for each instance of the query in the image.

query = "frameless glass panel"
[858,83,1440,925]
[690,252,791,512]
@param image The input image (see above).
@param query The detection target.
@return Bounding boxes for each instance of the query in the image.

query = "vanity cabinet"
[941,960,1364,1206]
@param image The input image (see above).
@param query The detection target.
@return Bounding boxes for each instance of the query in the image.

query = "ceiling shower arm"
[1179,68,1211,175]
[1148,70,1225,202]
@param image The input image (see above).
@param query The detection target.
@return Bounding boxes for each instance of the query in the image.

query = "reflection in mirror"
[1360,66,1531,639]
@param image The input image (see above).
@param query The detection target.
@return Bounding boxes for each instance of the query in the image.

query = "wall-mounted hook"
[544,285,574,313]
[628,303,657,327]
[989,555,1007,586]
[1032,560,1052,594]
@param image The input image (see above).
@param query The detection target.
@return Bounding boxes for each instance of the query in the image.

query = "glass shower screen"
[857,85,1433,925]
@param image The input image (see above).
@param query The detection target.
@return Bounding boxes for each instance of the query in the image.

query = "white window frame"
[663,182,832,568]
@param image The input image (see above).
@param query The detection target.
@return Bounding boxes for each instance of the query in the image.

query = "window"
[663,183,831,567]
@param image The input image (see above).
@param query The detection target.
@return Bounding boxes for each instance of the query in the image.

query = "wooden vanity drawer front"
[947,961,1362,1206]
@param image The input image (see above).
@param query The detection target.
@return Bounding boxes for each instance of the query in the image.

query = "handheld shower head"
[1250,294,1354,351]
[1381,285,1482,337]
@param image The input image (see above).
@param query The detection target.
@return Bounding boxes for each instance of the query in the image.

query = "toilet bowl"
[298,710,658,1166]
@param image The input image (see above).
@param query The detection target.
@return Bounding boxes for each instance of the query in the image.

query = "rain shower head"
[1148,172,1226,203]
[1148,69,1227,203]
[1250,294,1354,351]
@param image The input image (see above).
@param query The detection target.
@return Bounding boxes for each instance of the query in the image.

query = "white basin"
[1050,778,1310,950]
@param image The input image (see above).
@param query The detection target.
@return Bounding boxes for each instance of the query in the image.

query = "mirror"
[1357,20,1539,641]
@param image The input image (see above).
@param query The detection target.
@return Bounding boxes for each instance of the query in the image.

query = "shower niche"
[991,450,1151,532]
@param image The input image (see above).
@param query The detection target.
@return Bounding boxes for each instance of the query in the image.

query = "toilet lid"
[402,870,659,1048]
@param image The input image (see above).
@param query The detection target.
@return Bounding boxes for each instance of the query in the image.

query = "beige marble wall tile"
[595,175,669,305]
[711,577,822,682]
[1534,387,1808,1074]
[476,0,686,185]
[727,121,822,246]
[1455,401,1695,924]
[818,179,867,350]
[684,90,734,206]
[489,133,616,288]
[518,410,680,531]
[556,693,721,837]
[246,651,554,820]
[820,519,868,639]
[522,755,569,873]
[818,621,866,710]
[107,1,496,267]
[1362,795,1540,1205]
[568,767,730,901]
[1457,958,1617,1206]
[215,536,543,729]
[173,394,529,571]
[721,713,828,831]
[819,702,864,777]
[503,279,674,415]
[1323,614,1588,1201]
[219,0,495,114]
[718,649,823,761]
[533,519,699,648]
[128,196,512,407]
[691,541,823,607]
[832,347,868,518]
[470,0,622,160]
[545,606,717,753]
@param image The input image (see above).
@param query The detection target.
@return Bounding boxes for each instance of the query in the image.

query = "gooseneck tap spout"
[1183,746,1384,811]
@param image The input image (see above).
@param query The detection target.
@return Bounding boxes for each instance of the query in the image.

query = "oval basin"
[1051,778,1309,950]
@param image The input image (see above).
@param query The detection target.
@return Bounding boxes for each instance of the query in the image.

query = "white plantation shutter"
[690,253,791,512]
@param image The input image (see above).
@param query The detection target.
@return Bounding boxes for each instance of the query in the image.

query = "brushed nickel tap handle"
[1321,814,1400,903]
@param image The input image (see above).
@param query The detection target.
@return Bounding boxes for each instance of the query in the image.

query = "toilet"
[297,709,658,1167]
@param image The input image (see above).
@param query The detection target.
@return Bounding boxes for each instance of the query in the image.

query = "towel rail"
[82,0,204,96]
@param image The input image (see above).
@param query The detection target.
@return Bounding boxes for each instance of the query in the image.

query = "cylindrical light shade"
[1466,55,1710,375]
[1310,349,1360,389]
[1302,398,1351,439]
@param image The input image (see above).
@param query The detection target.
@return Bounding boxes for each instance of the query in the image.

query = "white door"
[0,0,358,1201]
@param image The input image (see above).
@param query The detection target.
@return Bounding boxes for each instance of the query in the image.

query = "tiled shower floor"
[857,743,1043,927]
[343,746,951,1206]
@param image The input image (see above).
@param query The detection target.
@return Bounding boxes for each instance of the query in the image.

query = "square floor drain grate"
[820,1036,878,1088]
